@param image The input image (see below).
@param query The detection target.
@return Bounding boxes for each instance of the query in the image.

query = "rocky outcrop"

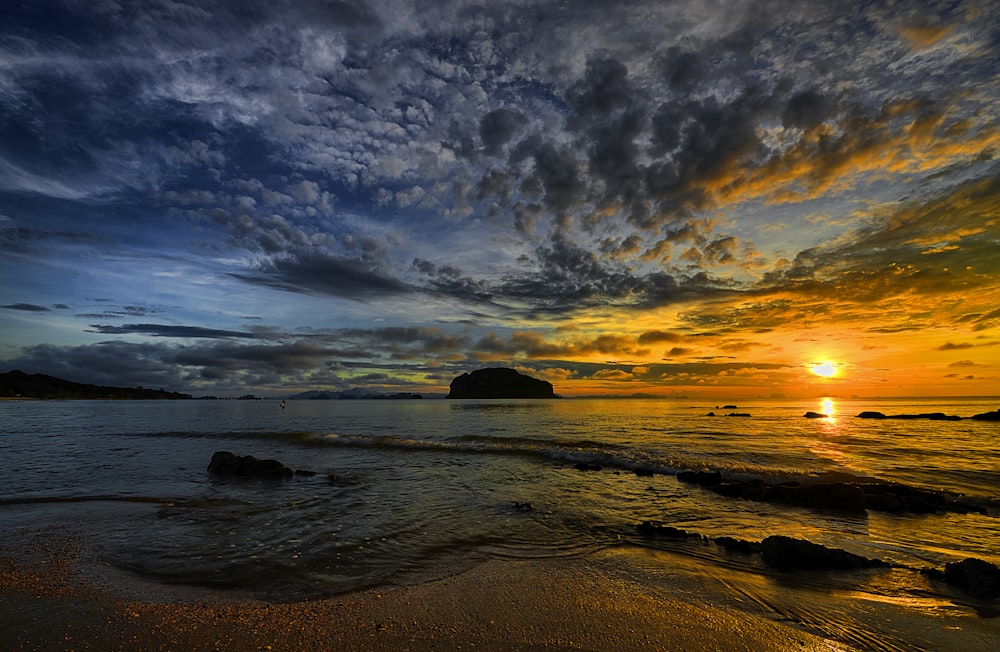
[804,411,828,418]
[635,526,887,572]
[972,409,1000,421]
[446,367,556,399]
[935,558,1000,600]
[857,411,962,421]
[760,535,888,571]
[207,451,294,479]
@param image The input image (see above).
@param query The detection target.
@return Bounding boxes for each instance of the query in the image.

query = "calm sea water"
[2,397,999,650]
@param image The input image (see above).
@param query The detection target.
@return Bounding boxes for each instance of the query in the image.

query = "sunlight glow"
[810,362,837,378]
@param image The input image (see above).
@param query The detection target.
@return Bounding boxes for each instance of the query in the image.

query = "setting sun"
[810,362,837,378]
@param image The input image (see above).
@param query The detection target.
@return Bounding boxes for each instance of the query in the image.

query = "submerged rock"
[446,367,556,399]
[207,451,293,479]
[677,470,722,486]
[803,411,828,419]
[760,535,887,571]
[675,470,989,516]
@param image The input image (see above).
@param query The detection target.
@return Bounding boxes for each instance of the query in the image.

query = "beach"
[2,525,841,651]
[3,397,999,650]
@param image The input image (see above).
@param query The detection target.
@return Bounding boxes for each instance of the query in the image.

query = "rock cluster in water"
[208,451,294,479]
[635,523,1000,600]
[637,524,886,570]
[676,470,990,515]
[972,408,1000,421]
[446,367,556,399]
[854,408,1000,421]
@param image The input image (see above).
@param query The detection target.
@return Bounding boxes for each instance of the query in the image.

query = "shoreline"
[2,528,841,651]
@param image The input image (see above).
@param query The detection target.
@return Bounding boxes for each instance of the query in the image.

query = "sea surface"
[2,396,999,650]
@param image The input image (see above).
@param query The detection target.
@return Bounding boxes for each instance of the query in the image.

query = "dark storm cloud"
[479,108,527,155]
[239,250,409,299]
[87,323,257,339]
[2,303,49,312]
[5,341,188,390]
[782,90,830,129]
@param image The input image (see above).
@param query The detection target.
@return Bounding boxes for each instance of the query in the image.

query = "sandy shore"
[1,528,847,651]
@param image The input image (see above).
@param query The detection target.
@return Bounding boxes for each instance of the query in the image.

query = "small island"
[446,367,557,399]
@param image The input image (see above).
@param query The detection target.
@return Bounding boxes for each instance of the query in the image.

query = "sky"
[1,0,999,399]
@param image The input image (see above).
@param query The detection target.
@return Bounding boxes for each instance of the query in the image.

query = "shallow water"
[2,397,999,649]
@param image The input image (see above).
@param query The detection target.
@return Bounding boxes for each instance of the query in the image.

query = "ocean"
[2,396,999,650]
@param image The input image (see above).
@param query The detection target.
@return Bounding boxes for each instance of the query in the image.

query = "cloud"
[937,342,975,351]
[2,303,50,312]
[637,330,684,344]
[240,250,410,298]
[86,324,257,339]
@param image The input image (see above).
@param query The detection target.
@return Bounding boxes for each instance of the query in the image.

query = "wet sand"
[1,528,843,651]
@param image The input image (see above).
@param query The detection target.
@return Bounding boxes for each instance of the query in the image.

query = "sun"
[810,361,837,378]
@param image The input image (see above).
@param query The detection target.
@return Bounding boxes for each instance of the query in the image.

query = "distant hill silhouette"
[0,370,192,400]
[447,367,556,399]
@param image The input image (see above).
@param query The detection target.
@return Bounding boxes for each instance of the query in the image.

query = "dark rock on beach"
[760,535,888,571]
[715,536,757,554]
[938,558,1000,600]
[207,451,294,480]
[446,367,556,399]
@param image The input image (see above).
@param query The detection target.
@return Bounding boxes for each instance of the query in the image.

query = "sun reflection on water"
[820,398,836,417]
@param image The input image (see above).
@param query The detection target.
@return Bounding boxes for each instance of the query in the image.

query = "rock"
[726,412,752,417]
[804,411,828,418]
[207,451,293,480]
[760,535,886,571]
[940,558,1000,600]
[972,409,1000,421]
[765,482,867,513]
[446,367,556,399]
[674,469,987,516]
[574,462,602,472]
[676,470,722,486]
[715,536,757,554]
[513,501,533,511]
[857,482,947,514]
[636,522,701,539]
[858,411,962,421]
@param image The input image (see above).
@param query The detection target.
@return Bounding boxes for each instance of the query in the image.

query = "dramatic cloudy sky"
[2,0,999,398]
